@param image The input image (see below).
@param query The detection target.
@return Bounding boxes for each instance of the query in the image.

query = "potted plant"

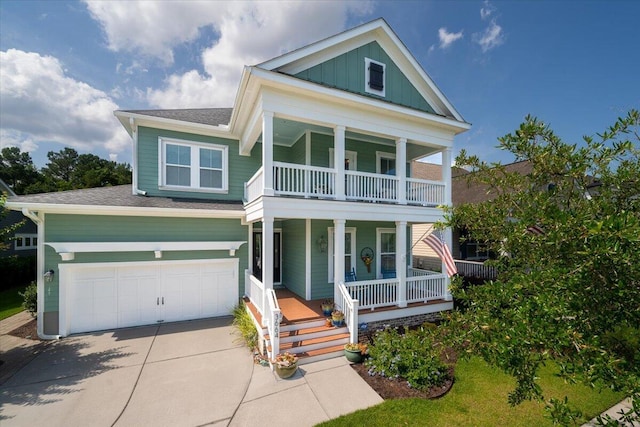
[331,310,345,327]
[272,352,299,378]
[320,299,334,316]
[344,343,368,363]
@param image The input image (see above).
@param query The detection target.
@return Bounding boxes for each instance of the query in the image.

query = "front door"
[252,231,282,283]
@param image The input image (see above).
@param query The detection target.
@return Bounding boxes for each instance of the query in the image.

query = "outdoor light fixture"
[44,269,55,282]
[317,235,327,253]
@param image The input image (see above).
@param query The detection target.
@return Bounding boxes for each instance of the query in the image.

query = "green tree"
[0,147,42,194]
[0,193,25,250]
[445,110,639,424]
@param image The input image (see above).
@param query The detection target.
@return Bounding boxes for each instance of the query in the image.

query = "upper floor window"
[15,233,37,250]
[159,138,228,193]
[365,58,386,97]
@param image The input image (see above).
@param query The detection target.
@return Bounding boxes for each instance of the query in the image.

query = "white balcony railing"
[343,270,446,310]
[244,161,446,206]
[454,260,498,280]
[337,282,359,344]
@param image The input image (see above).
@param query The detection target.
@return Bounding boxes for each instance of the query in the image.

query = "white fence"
[337,283,359,344]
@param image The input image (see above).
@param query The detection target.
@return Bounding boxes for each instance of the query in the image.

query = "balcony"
[245,162,445,206]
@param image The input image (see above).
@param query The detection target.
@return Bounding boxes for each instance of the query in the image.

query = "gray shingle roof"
[121,108,233,127]
[9,185,244,212]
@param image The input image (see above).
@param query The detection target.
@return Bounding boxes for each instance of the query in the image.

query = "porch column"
[262,217,274,292]
[396,221,408,308]
[333,219,346,302]
[442,147,452,206]
[334,125,346,200]
[262,111,274,196]
[396,138,407,204]
[443,227,453,301]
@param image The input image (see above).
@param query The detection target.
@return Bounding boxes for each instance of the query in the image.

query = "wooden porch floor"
[245,288,448,327]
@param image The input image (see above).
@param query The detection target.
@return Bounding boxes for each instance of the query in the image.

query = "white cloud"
[480,0,496,20]
[438,27,463,49]
[474,20,504,52]
[84,1,372,108]
[0,49,129,155]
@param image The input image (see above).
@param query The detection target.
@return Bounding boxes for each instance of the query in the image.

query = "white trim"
[46,241,246,260]
[158,137,229,193]
[329,148,358,170]
[6,202,245,219]
[328,226,356,283]
[58,258,239,337]
[376,227,396,278]
[365,57,386,97]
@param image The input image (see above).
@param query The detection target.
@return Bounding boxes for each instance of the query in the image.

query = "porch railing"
[246,270,265,318]
[345,170,397,203]
[337,282,359,344]
[244,167,264,203]
[244,161,446,206]
[265,288,281,360]
[343,270,447,310]
[406,178,445,206]
[454,259,498,281]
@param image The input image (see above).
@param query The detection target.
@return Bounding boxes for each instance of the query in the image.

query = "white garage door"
[59,259,238,336]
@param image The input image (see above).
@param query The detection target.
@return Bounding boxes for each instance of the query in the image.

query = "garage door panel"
[65,260,238,335]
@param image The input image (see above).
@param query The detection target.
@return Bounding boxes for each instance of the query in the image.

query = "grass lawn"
[0,286,27,320]
[318,357,623,427]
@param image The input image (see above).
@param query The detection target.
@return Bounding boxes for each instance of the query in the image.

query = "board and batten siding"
[137,126,261,200]
[42,214,248,313]
[294,41,435,114]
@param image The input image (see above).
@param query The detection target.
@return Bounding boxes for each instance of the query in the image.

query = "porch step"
[265,318,349,364]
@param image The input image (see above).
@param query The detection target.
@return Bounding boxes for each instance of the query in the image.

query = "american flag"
[423,231,457,277]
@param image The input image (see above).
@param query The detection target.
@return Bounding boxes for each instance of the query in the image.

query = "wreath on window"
[360,247,374,273]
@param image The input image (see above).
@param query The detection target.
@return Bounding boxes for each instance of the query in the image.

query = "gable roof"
[256,18,465,123]
[119,108,232,127]
[453,161,533,206]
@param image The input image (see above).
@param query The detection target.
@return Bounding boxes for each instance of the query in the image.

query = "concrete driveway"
[0,317,382,427]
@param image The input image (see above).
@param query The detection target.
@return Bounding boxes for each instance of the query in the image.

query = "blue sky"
[1,1,638,168]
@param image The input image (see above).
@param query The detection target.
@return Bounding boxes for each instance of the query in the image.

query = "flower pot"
[321,306,333,317]
[274,362,298,379]
[344,348,364,363]
[332,318,344,327]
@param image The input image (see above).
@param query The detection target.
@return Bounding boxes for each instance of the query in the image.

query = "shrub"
[232,301,258,349]
[20,281,37,317]
[365,325,451,390]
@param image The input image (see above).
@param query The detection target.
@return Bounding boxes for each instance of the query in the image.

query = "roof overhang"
[114,111,236,140]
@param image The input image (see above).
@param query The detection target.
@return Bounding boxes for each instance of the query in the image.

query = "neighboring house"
[7,19,470,361]
[1,178,37,258]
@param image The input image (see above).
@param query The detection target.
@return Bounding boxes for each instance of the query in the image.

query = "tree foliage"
[444,110,639,424]
[0,147,131,194]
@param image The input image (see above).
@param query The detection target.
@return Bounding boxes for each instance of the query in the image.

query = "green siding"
[43,214,248,312]
[137,126,261,200]
[281,220,306,297]
[294,42,435,114]
[309,132,396,173]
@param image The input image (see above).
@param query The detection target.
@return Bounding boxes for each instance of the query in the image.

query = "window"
[328,227,356,283]
[365,58,386,97]
[377,152,396,175]
[377,228,396,278]
[15,233,37,250]
[159,138,228,192]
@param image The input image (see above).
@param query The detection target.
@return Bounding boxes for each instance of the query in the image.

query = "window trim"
[365,57,386,97]
[15,233,37,250]
[376,228,395,278]
[328,149,358,170]
[158,137,229,193]
[328,227,356,283]
[376,151,396,175]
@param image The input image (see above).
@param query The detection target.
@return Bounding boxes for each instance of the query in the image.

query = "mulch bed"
[351,362,454,399]
[7,318,40,341]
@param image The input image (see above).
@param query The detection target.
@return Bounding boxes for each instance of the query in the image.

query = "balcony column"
[333,219,346,302]
[396,138,407,204]
[442,147,452,206]
[262,111,274,196]
[334,125,346,200]
[396,221,408,307]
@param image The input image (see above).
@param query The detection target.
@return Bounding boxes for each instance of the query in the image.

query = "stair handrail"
[265,288,281,360]
[338,282,359,344]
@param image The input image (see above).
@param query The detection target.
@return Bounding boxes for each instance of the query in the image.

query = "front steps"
[265,318,349,365]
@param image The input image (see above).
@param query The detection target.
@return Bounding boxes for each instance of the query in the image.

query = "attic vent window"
[365,58,386,97]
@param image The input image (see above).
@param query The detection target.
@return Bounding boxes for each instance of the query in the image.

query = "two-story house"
[7,19,469,362]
